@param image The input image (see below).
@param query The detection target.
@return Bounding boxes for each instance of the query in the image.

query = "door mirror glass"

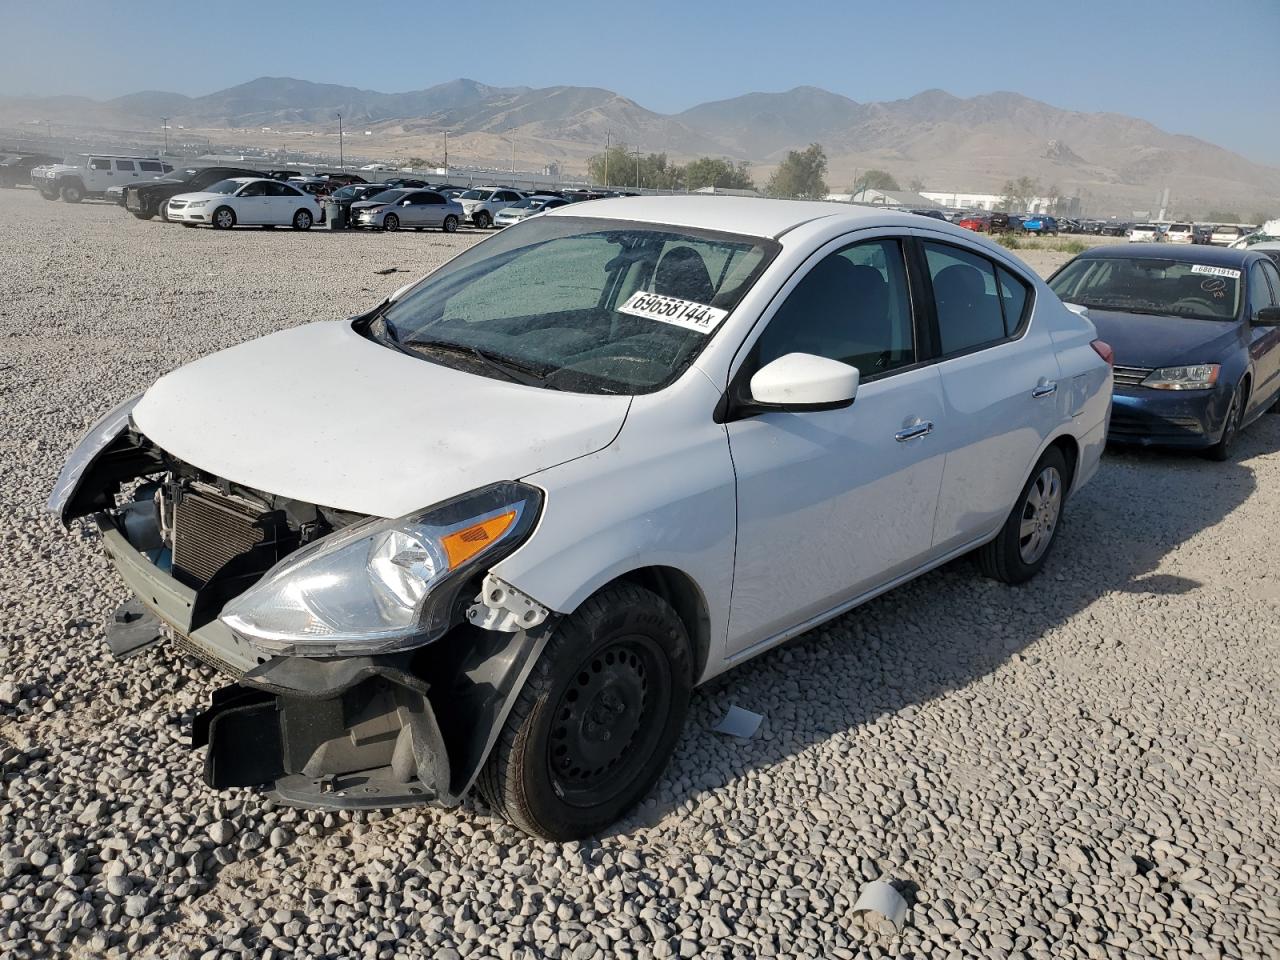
[1255,305,1280,326]
[749,353,859,411]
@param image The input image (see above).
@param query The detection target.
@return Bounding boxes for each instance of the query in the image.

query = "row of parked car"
[11,150,631,232]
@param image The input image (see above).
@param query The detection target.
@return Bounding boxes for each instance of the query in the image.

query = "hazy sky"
[3,0,1278,161]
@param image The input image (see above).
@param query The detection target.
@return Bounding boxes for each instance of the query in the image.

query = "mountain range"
[2,76,1277,217]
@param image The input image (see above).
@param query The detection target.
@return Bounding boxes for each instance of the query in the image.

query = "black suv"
[123,166,264,220]
[0,152,61,188]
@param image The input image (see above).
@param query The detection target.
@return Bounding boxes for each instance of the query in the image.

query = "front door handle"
[1032,380,1058,399]
[895,420,934,442]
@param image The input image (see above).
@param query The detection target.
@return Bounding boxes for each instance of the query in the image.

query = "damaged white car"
[50,197,1112,839]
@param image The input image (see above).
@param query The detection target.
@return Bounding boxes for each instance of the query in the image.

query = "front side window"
[754,238,916,377]
[377,217,777,395]
[88,158,111,171]
[924,242,1006,354]
[115,160,135,172]
[1050,257,1242,322]
[1249,262,1278,318]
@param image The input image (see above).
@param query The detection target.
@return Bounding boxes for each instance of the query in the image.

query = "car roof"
[540,195,958,240]
[1074,243,1259,266]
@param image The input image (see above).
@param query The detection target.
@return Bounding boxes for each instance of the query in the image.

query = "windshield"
[332,185,362,200]
[459,189,490,200]
[365,189,408,204]
[1050,257,1242,322]
[204,179,244,195]
[510,197,547,210]
[376,216,778,395]
[1215,226,1242,236]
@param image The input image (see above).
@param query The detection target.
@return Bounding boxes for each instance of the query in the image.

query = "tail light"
[1090,339,1115,367]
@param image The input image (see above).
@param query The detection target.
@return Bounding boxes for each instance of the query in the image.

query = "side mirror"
[1255,306,1280,326]
[748,353,860,411]
[401,199,413,206]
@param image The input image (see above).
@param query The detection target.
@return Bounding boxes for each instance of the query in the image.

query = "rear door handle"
[895,420,934,442]
[1032,381,1058,399]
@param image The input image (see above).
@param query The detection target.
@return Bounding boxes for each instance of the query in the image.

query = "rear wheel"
[212,206,236,230]
[478,583,692,840]
[978,447,1067,584]
[292,209,313,230]
[383,213,399,232]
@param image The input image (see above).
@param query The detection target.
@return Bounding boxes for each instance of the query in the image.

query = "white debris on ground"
[712,706,764,740]
[1,189,1279,959]
[852,880,910,935]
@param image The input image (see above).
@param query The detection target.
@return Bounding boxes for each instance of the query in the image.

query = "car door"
[233,180,269,224]
[403,192,432,226]
[912,233,1064,553]
[268,181,306,224]
[725,234,947,657]
[1246,259,1280,411]
[87,157,113,191]
[419,192,447,227]
[115,159,138,182]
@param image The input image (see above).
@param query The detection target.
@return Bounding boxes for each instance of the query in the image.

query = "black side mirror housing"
[1256,306,1280,326]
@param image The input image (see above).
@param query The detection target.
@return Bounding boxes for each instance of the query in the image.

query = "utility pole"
[160,117,169,156]
[336,113,344,170]
[604,131,610,187]
[510,135,515,175]
[443,131,448,171]
[634,148,641,190]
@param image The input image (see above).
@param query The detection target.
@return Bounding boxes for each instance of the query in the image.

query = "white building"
[920,190,1065,214]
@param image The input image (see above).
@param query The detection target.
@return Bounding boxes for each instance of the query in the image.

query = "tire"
[130,210,152,221]
[212,206,236,230]
[40,190,58,201]
[978,446,1068,584]
[1207,382,1245,461]
[478,583,693,840]
[442,215,459,233]
[414,226,423,232]
[292,209,313,230]
[60,182,83,203]
[383,213,399,232]
[156,201,169,222]
[474,210,492,229]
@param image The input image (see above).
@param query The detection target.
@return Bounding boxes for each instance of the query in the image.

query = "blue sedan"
[1048,245,1280,459]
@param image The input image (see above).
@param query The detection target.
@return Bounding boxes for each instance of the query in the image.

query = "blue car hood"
[1086,309,1241,367]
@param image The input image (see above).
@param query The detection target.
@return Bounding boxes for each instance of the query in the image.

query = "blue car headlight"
[1142,364,1220,390]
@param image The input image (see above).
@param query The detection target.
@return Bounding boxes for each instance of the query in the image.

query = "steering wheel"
[1171,296,1219,314]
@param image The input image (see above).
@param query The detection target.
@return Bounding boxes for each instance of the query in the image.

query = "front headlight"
[220,481,542,657]
[188,199,210,208]
[1141,364,1220,390]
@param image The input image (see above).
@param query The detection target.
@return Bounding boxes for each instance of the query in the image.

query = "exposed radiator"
[171,488,269,587]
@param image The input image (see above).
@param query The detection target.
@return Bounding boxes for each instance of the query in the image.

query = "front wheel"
[292,209,313,230]
[212,206,236,230]
[60,182,83,203]
[1207,383,1244,461]
[442,215,459,233]
[978,446,1067,584]
[383,213,399,232]
[473,210,492,229]
[478,583,692,840]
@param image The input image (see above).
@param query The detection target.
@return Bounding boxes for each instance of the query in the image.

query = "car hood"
[349,200,386,212]
[131,320,631,518]
[170,190,229,203]
[1083,309,1241,367]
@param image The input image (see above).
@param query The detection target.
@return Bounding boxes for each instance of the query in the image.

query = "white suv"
[456,186,525,228]
[1165,223,1194,244]
[50,197,1111,839]
[33,154,172,203]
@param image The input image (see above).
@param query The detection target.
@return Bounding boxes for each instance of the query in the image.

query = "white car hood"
[132,321,632,517]
[170,190,227,203]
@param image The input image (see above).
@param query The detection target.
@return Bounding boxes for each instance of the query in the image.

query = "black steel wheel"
[478,583,692,840]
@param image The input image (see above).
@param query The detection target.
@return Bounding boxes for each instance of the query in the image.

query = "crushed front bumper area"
[192,654,453,809]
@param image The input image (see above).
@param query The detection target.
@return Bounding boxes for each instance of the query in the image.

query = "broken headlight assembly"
[220,481,542,657]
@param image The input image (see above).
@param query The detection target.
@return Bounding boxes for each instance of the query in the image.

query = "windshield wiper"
[403,338,553,388]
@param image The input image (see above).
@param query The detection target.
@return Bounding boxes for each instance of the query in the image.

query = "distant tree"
[683,156,755,191]
[767,143,828,199]
[908,176,926,193]
[1206,210,1242,222]
[999,176,1039,212]
[586,143,682,189]
[405,156,432,169]
[850,168,899,197]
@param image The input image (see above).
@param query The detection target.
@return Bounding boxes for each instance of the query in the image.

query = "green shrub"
[997,235,1022,250]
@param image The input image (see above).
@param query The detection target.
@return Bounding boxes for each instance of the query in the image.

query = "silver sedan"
[350,189,465,232]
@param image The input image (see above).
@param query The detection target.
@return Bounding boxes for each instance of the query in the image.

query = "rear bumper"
[1107,387,1227,448]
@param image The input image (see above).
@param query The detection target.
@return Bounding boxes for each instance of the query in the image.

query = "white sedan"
[50,197,1112,839]
[166,177,321,229]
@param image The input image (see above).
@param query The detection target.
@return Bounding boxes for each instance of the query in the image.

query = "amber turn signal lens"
[440,510,517,569]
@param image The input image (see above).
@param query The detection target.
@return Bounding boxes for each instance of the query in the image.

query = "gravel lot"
[2,188,1278,960]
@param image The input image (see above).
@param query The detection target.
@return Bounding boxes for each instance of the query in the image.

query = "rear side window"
[115,160,135,172]
[139,161,162,172]
[997,267,1031,335]
[423,192,445,204]
[924,242,1006,354]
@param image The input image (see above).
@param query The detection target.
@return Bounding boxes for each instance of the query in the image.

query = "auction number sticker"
[1190,265,1241,279]
[618,291,728,335]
